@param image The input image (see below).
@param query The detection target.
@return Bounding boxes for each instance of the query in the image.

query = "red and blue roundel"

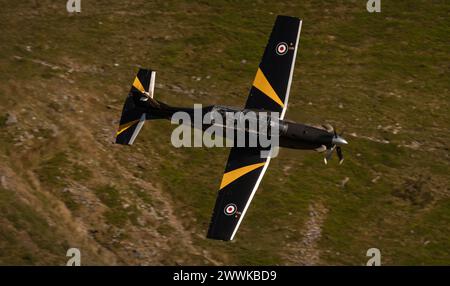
[224,203,237,216]
[276,42,288,55]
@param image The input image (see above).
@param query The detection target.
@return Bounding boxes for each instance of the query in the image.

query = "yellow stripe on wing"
[133,77,145,93]
[252,68,285,108]
[116,119,140,136]
[220,162,266,190]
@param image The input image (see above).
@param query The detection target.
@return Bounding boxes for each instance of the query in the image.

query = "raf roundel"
[224,203,237,216]
[276,42,288,55]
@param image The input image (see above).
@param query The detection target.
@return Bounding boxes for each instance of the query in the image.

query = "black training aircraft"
[114,16,348,241]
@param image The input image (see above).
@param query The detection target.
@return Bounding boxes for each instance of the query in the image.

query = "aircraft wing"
[207,147,271,240]
[245,15,302,120]
[207,16,302,241]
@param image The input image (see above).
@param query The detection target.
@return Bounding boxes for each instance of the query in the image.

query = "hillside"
[0,0,449,265]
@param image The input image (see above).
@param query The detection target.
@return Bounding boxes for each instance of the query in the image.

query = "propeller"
[322,125,347,165]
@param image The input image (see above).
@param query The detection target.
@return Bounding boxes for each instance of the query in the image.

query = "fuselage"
[139,100,336,151]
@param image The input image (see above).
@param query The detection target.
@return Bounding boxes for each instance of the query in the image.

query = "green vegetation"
[93,185,141,227]
[36,152,92,211]
[37,152,69,188]
[0,188,68,265]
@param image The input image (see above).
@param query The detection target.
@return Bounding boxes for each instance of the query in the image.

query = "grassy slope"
[0,0,449,265]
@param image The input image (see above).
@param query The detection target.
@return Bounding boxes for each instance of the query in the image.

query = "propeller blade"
[315,145,327,153]
[336,146,344,165]
[325,148,334,163]
[322,124,334,133]
[321,124,347,165]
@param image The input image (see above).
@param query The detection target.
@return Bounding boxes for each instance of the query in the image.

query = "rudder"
[115,69,156,145]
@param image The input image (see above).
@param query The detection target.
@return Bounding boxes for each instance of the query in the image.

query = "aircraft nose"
[332,136,348,145]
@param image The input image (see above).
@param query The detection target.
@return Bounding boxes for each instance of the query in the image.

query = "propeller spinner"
[323,126,348,165]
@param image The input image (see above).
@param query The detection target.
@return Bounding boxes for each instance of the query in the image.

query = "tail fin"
[115,69,156,145]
